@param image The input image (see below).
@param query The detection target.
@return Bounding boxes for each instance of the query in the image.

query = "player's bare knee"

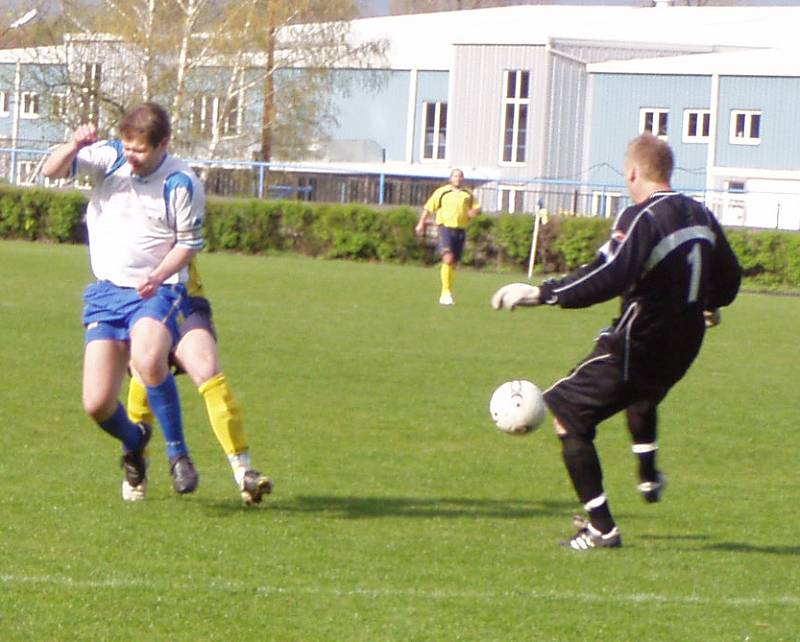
[130,352,169,386]
[83,394,116,422]
[553,417,569,437]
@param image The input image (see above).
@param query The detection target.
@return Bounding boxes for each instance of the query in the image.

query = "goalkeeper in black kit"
[492,133,741,551]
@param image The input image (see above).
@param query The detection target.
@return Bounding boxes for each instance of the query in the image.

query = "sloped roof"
[348,5,800,69]
[589,46,800,77]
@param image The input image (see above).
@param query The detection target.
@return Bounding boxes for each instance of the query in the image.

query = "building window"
[639,108,668,139]
[730,110,761,145]
[16,160,39,184]
[421,101,447,161]
[21,92,40,118]
[222,95,239,136]
[498,186,525,213]
[81,63,101,122]
[0,91,9,116]
[683,109,710,143]
[500,70,530,164]
[191,95,240,138]
[298,176,316,202]
[591,191,622,218]
[50,93,67,120]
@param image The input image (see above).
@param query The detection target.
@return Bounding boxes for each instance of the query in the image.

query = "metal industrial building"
[2,4,799,227]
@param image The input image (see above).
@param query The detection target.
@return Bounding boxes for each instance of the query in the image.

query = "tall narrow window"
[82,62,102,123]
[500,70,530,164]
[0,91,9,116]
[730,110,761,145]
[421,101,447,161]
[640,108,669,138]
[222,95,239,136]
[50,93,67,120]
[683,109,710,143]
[191,95,240,138]
[498,186,525,213]
[21,92,40,118]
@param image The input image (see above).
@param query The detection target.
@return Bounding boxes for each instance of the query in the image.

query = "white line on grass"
[2,573,798,608]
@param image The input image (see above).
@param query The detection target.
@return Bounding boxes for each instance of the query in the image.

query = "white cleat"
[439,292,454,305]
[122,479,147,502]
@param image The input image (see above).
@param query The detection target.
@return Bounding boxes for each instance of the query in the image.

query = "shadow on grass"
[204,495,574,520]
[703,542,800,556]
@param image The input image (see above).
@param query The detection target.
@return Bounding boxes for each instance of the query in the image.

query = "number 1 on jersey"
[686,243,701,304]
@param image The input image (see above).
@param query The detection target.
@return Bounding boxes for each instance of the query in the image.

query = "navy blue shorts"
[437,226,466,261]
[82,281,189,346]
[543,334,671,440]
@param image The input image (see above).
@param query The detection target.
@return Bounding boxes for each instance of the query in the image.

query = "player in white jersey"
[42,102,203,500]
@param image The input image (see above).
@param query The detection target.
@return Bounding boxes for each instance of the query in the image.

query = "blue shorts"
[437,226,466,261]
[82,281,189,346]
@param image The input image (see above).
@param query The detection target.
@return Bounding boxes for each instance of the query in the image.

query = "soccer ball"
[489,380,546,435]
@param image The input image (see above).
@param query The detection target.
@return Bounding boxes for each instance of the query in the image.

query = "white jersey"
[73,140,205,287]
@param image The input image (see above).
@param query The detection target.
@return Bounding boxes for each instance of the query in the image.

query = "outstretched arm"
[41,123,98,180]
[415,208,432,236]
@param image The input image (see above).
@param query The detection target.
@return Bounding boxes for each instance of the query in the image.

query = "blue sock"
[146,374,188,460]
[98,403,146,452]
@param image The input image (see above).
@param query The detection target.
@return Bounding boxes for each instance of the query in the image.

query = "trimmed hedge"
[1,184,798,286]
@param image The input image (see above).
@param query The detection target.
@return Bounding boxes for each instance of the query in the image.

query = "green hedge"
[2,185,798,286]
[0,185,88,243]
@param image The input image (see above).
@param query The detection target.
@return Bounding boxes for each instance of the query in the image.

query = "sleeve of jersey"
[74,140,121,182]
[423,187,441,212]
[538,209,654,309]
[706,216,742,309]
[166,172,205,250]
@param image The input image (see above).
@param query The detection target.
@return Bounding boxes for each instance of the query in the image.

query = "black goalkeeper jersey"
[539,191,741,384]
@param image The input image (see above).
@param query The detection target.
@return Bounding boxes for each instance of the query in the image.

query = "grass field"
[1,239,798,642]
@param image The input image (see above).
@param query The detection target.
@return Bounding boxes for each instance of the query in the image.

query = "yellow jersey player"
[415,168,480,305]
[127,257,273,505]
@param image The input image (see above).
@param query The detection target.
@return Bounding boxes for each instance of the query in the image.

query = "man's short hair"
[626,133,673,183]
[119,102,171,147]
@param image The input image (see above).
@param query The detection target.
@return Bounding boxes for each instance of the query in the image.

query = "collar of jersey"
[131,153,169,182]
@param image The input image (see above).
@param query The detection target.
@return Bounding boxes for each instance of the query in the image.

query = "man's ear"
[625,163,637,184]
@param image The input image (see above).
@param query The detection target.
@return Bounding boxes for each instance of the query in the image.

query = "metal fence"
[2,146,799,230]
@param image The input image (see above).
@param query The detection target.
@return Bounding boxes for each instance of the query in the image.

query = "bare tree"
[33,0,385,164]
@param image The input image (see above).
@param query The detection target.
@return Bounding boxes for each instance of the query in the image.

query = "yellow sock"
[127,376,155,425]
[440,263,454,294]
[199,373,248,457]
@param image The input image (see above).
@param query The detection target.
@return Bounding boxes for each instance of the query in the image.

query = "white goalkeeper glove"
[491,283,541,310]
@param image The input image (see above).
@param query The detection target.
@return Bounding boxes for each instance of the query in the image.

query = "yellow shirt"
[424,185,478,229]
[186,257,205,298]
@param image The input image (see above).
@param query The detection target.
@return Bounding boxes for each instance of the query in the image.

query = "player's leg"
[174,310,273,504]
[123,372,155,501]
[84,338,148,448]
[626,399,666,502]
[127,373,155,426]
[83,338,152,499]
[439,252,455,305]
[436,226,455,305]
[130,312,197,494]
[543,348,629,549]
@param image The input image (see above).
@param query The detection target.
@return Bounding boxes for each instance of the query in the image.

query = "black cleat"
[239,470,273,505]
[638,471,666,503]
[121,422,152,502]
[561,523,622,550]
[169,454,199,494]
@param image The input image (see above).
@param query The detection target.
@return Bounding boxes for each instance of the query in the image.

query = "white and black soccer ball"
[489,380,546,435]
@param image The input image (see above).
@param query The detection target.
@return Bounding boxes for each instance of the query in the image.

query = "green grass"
[1,239,798,641]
